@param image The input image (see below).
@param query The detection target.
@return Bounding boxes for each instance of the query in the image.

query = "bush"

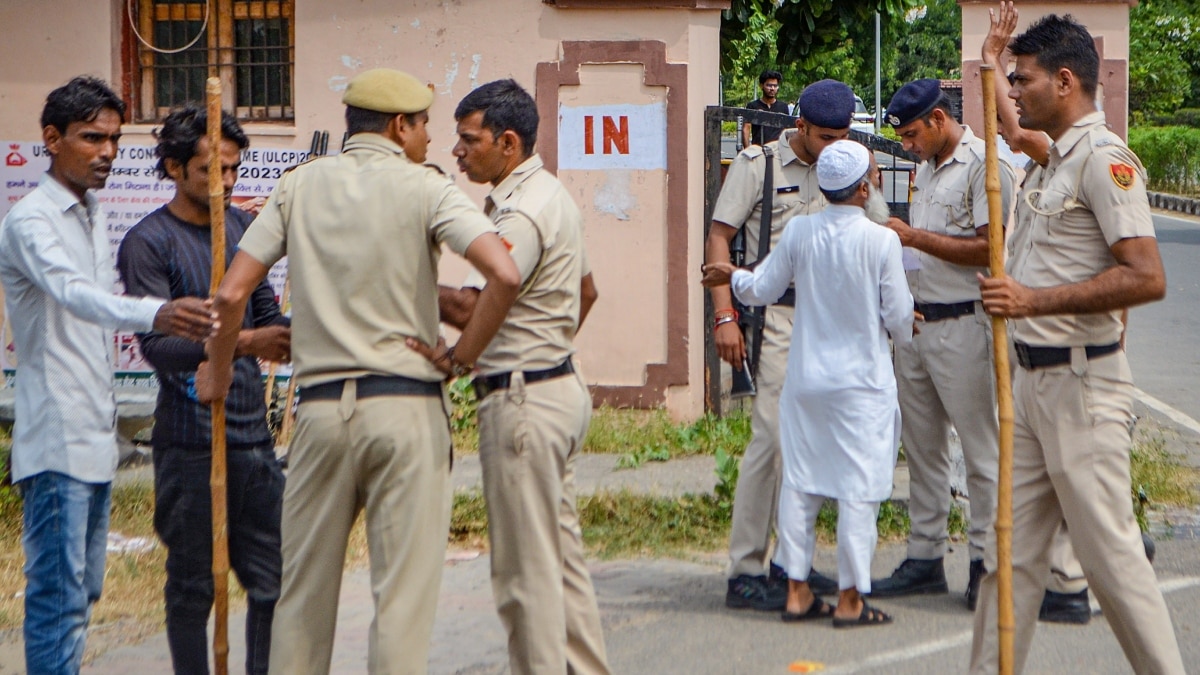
[1128,126,1200,196]
[1148,108,1200,128]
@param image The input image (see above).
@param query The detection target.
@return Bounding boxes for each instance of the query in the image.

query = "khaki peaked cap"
[342,68,433,114]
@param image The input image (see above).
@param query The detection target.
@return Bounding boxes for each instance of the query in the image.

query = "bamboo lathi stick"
[206,77,230,675]
[980,64,1015,675]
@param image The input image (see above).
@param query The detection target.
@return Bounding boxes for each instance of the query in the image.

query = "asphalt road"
[1125,211,1200,427]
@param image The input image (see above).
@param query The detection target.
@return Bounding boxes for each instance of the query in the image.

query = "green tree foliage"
[892,0,962,84]
[1129,0,1200,118]
[720,1,957,113]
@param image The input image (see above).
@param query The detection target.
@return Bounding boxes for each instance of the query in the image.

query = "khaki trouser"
[478,368,610,675]
[728,304,792,578]
[971,350,1184,674]
[268,384,452,675]
[895,306,998,561]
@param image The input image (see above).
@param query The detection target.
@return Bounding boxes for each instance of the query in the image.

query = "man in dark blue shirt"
[742,70,791,147]
[117,107,289,675]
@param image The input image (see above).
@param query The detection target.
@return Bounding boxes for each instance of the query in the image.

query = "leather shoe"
[1039,588,1091,624]
[869,557,948,597]
[966,559,985,611]
[769,562,839,596]
[726,573,786,611]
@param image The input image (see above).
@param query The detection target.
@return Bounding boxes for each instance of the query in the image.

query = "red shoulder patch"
[500,237,514,252]
[1109,163,1136,190]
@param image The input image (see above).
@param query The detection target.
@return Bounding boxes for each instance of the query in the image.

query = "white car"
[851,95,875,134]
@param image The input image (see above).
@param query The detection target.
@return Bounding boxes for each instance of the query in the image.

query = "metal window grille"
[134,0,294,122]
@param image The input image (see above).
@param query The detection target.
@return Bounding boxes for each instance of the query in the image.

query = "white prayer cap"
[817,140,870,192]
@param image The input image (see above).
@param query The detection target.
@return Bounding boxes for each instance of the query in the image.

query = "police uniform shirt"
[1006,159,1045,263]
[1009,111,1154,347]
[908,126,1014,304]
[711,128,825,264]
[237,132,497,386]
[462,155,587,375]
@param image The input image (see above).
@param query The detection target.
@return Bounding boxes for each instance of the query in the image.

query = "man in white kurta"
[705,140,913,627]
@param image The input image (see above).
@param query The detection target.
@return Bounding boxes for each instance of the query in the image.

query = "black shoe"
[966,559,985,611]
[1039,588,1091,624]
[726,573,786,611]
[1143,532,1156,565]
[807,568,839,596]
[769,562,839,596]
[869,558,949,597]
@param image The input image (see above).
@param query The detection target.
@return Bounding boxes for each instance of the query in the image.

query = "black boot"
[870,558,949,597]
[965,559,985,611]
[726,573,786,611]
[1039,588,1091,624]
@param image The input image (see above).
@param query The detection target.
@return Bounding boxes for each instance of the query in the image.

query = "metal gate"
[702,105,919,415]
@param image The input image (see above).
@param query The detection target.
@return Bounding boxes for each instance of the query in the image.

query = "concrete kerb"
[1148,191,1200,217]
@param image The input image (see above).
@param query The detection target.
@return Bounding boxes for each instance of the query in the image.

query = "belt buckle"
[1014,343,1032,369]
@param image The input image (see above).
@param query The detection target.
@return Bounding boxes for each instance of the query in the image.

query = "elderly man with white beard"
[702,140,913,628]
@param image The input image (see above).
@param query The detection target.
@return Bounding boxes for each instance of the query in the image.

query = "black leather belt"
[473,360,574,400]
[774,287,796,307]
[301,374,442,402]
[915,301,976,322]
[1013,342,1121,370]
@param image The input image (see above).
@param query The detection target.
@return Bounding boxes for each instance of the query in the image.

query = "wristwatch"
[445,346,473,378]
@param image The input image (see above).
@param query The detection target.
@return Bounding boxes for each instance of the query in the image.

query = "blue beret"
[796,79,855,130]
[886,79,942,128]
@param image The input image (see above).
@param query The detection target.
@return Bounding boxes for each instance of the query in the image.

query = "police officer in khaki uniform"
[418,79,609,675]
[984,3,1095,624]
[707,80,855,610]
[869,79,1014,609]
[972,15,1184,674]
[199,69,522,675]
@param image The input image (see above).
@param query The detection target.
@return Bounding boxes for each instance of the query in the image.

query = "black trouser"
[153,444,284,675]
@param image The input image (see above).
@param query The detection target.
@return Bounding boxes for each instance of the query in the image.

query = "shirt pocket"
[772,186,811,221]
[929,186,973,235]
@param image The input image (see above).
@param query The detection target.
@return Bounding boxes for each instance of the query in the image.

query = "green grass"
[584,407,752,467]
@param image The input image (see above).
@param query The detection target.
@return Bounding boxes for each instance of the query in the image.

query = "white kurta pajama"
[731,203,914,591]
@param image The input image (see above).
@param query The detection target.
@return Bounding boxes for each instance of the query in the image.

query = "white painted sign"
[558,103,666,170]
[0,141,297,376]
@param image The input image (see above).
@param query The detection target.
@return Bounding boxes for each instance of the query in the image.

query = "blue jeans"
[20,472,111,675]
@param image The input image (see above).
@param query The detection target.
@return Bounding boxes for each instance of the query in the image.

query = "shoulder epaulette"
[280,154,325,176]
[741,145,765,160]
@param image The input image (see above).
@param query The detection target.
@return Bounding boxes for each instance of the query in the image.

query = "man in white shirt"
[703,140,913,627]
[0,76,215,674]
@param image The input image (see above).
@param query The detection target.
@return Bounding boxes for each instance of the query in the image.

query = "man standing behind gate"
[869,79,1014,610]
[413,78,609,675]
[706,80,856,610]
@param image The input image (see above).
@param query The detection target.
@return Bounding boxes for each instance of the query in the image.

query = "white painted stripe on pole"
[1134,388,1200,436]
[821,576,1200,673]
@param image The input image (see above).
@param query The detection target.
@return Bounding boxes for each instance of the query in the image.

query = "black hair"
[345,105,400,136]
[40,76,126,134]
[820,175,868,204]
[1009,14,1099,96]
[154,105,248,180]
[759,70,783,86]
[454,79,538,156]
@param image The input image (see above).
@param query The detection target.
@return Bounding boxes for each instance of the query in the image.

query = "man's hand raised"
[154,297,219,342]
